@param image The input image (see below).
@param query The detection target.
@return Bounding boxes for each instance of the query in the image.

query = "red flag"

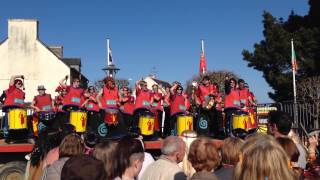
[199,40,207,75]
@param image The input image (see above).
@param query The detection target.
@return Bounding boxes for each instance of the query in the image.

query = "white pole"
[201,39,206,75]
[107,38,110,66]
[291,39,298,125]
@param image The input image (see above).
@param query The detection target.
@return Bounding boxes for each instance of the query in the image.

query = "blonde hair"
[221,137,243,165]
[234,134,297,180]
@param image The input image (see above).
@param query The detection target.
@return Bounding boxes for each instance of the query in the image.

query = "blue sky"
[0,0,309,103]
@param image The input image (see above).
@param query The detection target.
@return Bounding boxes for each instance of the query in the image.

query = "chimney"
[8,19,38,41]
[49,46,64,58]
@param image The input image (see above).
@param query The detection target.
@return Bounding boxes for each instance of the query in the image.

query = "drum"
[104,108,119,125]
[177,115,193,135]
[138,115,155,136]
[8,109,27,130]
[232,114,250,132]
[246,111,257,132]
[39,112,56,125]
[70,111,87,133]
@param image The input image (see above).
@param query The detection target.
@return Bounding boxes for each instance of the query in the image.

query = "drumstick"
[22,76,25,90]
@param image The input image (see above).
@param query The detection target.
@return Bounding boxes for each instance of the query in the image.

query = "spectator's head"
[93,140,118,180]
[60,123,76,139]
[221,137,244,166]
[268,111,292,137]
[276,137,300,163]
[59,134,84,158]
[115,137,145,179]
[234,134,296,180]
[61,155,106,180]
[188,137,220,172]
[84,132,99,155]
[161,136,186,164]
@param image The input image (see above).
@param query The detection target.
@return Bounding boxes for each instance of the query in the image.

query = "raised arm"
[9,75,23,86]
[59,75,69,88]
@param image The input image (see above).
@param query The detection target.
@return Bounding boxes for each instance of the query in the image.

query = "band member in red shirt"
[133,80,152,133]
[54,85,68,128]
[59,75,85,111]
[170,82,188,135]
[97,77,119,110]
[224,76,241,136]
[83,86,106,138]
[1,75,26,139]
[119,87,135,130]
[30,85,55,132]
[195,75,219,137]
[151,84,164,137]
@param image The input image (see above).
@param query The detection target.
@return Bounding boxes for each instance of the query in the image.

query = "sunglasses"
[16,83,22,85]
[177,89,182,91]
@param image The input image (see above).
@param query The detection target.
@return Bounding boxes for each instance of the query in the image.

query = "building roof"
[151,77,171,88]
[62,58,81,66]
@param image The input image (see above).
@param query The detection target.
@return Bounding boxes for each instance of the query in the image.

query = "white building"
[0,19,87,102]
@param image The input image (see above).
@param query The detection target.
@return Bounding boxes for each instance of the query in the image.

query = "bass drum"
[104,108,119,125]
[138,113,155,136]
[196,113,210,136]
[69,111,87,133]
[177,115,193,136]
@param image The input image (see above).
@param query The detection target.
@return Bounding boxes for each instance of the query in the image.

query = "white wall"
[0,19,70,102]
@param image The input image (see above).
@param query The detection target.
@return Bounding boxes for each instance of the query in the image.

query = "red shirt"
[33,94,53,111]
[151,92,163,111]
[4,85,25,108]
[135,88,152,110]
[197,84,218,103]
[120,95,135,115]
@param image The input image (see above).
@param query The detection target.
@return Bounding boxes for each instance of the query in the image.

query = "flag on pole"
[199,40,207,75]
[291,39,298,72]
[107,39,113,66]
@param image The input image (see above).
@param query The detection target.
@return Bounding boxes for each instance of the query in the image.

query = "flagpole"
[107,38,110,66]
[291,38,298,125]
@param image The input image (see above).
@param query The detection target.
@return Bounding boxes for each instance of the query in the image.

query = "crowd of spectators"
[24,110,320,180]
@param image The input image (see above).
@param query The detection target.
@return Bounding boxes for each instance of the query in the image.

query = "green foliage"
[242,1,320,102]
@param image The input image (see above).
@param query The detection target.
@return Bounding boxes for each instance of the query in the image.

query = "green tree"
[242,0,320,102]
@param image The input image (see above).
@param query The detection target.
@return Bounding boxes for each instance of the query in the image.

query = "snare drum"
[8,109,28,130]
[138,115,155,136]
[70,111,87,133]
[104,108,119,125]
[177,115,193,135]
[39,112,56,125]
[232,114,249,132]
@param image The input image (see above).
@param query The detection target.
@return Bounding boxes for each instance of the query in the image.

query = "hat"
[61,155,106,180]
[37,85,46,90]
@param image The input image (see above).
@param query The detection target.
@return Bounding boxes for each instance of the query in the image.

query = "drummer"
[224,76,241,136]
[96,77,119,110]
[30,85,55,133]
[119,87,135,130]
[170,82,188,135]
[59,75,85,111]
[151,84,164,137]
[133,80,152,133]
[83,86,105,138]
[54,85,68,128]
[1,75,26,139]
[195,75,219,137]
[238,79,252,112]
